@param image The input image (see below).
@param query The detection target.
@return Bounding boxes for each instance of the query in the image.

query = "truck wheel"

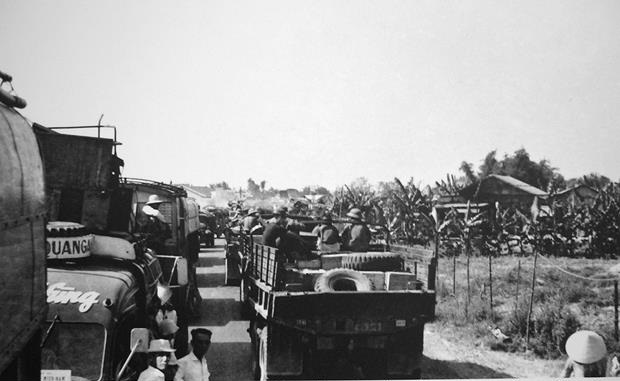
[314,269,373,292]
[341,252,403,271]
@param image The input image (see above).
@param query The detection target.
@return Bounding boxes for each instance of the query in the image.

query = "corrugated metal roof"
[555,184,598,197]
[488,175,548,196]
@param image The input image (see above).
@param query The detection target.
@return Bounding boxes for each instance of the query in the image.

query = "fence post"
[466,239,471,319]
[615,280,618,342]
[515,260,521,309]
[453,252,456,295]
[489,252,493,319]
[526,249,539,349]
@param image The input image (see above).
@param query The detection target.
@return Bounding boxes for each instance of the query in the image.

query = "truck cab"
[43,246,162,381]
[120,179,203,354]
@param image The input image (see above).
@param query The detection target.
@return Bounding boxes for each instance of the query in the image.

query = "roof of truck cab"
[121,178,187,197]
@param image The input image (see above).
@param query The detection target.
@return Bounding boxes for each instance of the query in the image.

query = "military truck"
[43,224,170,381]
[239,230,436,379]
[120,179,202,352]
[33,124,189,379]
[0,72,47,381]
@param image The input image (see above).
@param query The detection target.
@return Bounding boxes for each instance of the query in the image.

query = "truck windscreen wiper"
[40,313,62,348]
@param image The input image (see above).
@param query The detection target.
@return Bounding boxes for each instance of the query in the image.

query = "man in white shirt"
[174,328,212,381]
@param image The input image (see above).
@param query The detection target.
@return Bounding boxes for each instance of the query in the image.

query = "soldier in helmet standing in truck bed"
[341,208,371,252]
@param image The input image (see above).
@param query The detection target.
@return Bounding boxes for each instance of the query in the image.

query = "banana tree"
[391,177,453,252]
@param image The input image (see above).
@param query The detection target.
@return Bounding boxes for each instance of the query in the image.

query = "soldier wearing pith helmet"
[341,208,371,252]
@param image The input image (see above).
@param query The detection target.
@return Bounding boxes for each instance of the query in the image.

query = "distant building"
[460,174,548,209]
[553,184,598,208]
[176,184,211,209]
[278,188,302,199]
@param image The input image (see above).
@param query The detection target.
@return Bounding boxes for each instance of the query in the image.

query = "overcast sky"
[3,0,620,190]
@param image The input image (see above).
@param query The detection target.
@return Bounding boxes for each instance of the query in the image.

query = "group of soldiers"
[239,206,373,259]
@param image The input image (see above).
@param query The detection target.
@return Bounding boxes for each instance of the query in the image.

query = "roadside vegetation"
[435,255,620,359]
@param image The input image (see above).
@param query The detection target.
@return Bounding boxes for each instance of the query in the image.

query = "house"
[553,184,598,208]
[460,174,548,209]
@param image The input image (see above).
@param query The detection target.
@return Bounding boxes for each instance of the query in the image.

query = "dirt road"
[189,238,254,381]
[189,239,563,380]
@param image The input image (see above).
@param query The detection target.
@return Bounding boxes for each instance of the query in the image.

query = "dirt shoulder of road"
[421,323,566,379]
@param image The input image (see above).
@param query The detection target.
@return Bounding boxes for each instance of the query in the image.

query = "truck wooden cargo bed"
[240,238,437,379]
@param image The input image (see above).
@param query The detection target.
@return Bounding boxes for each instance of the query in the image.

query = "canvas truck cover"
[34,129,118,190]
[34,126,124,230]
[0,103,47,372]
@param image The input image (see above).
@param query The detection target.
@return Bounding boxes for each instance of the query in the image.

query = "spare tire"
[314,269,374,292]
[341,252,403,272]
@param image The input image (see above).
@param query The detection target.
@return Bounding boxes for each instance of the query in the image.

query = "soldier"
[241,208,262,233]
[341,208,371,252]
[266,206,288,226]
[311,213,341,253]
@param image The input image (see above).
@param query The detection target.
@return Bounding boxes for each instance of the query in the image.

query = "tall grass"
[436,254,619,359]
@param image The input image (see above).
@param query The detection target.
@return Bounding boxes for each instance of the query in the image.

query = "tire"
[314,268,374,292]
[341,252,403,272]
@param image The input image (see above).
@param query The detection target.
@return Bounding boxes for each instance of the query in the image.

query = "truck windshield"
[42,322,106,381]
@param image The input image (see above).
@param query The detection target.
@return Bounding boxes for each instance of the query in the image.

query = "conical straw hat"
[565,330,606,364]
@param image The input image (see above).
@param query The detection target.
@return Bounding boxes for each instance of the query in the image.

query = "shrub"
[504,296,581,359]
[530,300,581,358]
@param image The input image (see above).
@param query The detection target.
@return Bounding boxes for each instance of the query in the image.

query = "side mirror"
[130,328,150,352]
[176,258,188,286]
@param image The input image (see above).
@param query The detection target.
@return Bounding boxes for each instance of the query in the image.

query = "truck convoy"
[238,227,437,380]
[0,72,47,381]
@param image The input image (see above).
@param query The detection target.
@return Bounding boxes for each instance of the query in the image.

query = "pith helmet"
[248,208,259,216]
[146,194,167,205]
[565,330,606,364]
[148,339,176,353]
[346,208,363,221]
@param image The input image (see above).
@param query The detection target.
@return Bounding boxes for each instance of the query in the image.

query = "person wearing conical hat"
[138,339,176,381]
[561,330,607,377]
[341,208,371,252]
